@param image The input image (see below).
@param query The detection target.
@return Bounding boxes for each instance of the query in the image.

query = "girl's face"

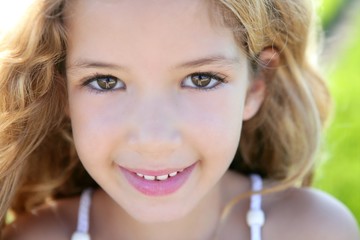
[66,0,263,222]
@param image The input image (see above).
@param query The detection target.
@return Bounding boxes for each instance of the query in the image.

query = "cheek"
[180,89,245,162]
[68,94,128,165]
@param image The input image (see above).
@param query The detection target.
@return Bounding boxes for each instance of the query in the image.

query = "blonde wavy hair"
[0,0,330,230]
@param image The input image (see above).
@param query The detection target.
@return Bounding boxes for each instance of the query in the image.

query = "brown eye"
[97,77,118,89]
[86,75,125,92]
[191,75,211,87]
[182,72,226,90]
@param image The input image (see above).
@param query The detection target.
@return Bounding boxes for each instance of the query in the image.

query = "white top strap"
[71,188,93,240]
[247,174,265,240]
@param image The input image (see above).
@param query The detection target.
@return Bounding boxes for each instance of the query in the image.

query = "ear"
[243,47,279,121]
[242,80,266,121]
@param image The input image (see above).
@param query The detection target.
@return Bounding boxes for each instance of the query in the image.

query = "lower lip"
[120,163,196,196]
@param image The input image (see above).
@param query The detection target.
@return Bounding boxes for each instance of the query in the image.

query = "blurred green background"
[314,0,360,226]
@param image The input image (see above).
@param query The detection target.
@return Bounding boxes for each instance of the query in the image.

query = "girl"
[0,0,358,239]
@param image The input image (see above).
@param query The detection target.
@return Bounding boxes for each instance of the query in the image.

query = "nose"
[127,93,182,156]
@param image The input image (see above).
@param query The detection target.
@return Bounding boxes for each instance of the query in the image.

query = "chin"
[125,202,192,223]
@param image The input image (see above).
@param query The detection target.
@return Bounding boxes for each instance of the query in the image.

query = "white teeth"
[136,169,184,181]
[143,175,156,181]
[169,171,178,177]
[156,174,169,181]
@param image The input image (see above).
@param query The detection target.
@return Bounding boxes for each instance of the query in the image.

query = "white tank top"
[71,174,265,240]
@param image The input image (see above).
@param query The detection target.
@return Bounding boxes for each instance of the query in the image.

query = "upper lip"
[123,167,185,176]
[119,162,195,176]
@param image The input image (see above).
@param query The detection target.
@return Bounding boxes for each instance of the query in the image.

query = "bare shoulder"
[3,196,80,240]
[263,187,360,240]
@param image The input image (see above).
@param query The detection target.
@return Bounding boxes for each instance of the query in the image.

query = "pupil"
[98,77,116,89]
[192,75,211,87]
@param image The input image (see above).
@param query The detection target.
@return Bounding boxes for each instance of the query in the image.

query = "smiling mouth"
[119,163,196,196]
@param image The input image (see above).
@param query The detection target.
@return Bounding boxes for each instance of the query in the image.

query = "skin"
[64,0,263,238]
[3,0,359,239]
[66,0,260,229]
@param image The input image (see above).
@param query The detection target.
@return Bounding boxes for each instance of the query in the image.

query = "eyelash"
[81,73,125,94]
[81,71,228,93]
[182,72,227,91]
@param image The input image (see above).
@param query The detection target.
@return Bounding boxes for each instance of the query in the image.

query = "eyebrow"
[67,55,241,71]
[67,61,125,71]
[176,55,241,69]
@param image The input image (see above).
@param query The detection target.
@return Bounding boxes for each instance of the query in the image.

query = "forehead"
[65,0,243,69]
[65,0,218,30]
